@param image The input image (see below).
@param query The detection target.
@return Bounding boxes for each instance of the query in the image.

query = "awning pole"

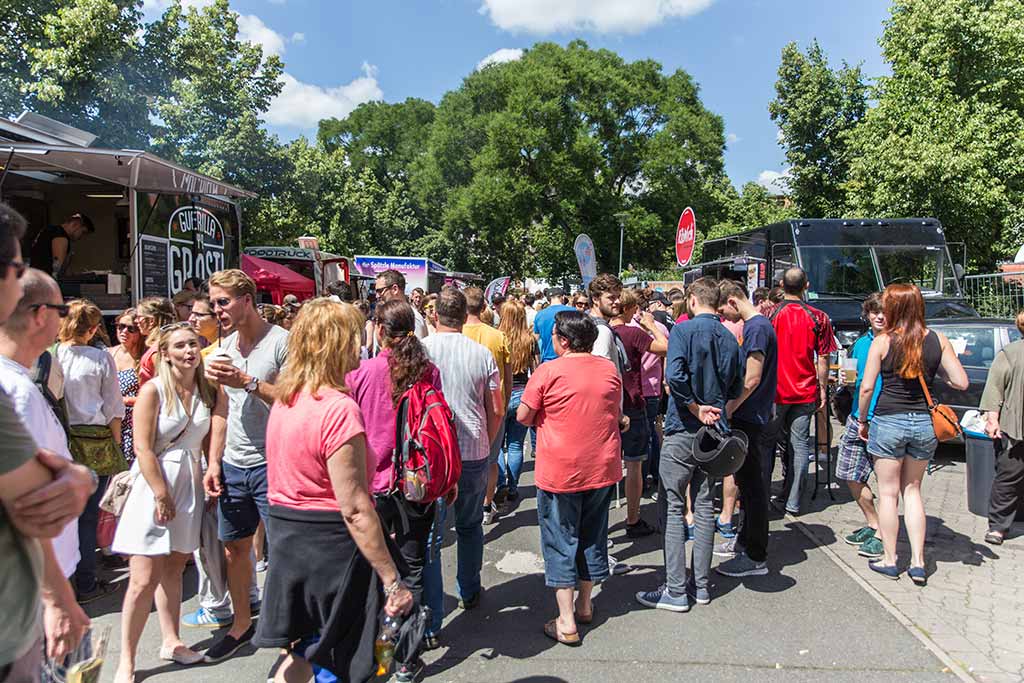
[0,148,15,198]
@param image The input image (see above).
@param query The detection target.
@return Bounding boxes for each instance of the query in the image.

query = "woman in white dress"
[112,322,227,682]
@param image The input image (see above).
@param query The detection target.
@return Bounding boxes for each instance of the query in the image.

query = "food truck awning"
[241,254,315,304]
[0,143,255,199]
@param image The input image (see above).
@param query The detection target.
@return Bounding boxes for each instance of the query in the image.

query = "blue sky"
[155,0,892,190]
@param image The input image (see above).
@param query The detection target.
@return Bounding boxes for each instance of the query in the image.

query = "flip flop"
[543,619,581,646]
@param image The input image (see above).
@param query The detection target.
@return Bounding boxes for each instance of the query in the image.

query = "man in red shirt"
[768,267,837,514]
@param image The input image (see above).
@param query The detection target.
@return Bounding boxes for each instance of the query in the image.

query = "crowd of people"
[2,195,1021,683]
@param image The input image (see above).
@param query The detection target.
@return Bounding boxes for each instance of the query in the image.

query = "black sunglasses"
[116,323,138,333]
[29,302,70,318]
[1,258,27,279]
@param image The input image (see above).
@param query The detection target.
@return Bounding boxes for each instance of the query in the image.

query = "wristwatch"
[244,376,260,394]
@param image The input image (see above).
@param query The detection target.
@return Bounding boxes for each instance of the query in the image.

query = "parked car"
[928,318,1022,422]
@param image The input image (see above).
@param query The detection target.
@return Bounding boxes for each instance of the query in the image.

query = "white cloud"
[266,63,383,129]
[479,0,715,34]
[477,48,524,70]
[237,14,287,56]
[290,32,306,44]
[726,132,740,144]
[757,169,791,194]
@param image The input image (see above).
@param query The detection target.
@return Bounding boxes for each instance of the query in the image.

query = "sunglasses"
[29,302,70,317]
[190,310,214,318]
[116,323,139,333]
[1,258,27,279]
[574,301,588,309]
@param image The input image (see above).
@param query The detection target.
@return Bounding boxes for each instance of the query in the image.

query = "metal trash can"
[965,433,996,517]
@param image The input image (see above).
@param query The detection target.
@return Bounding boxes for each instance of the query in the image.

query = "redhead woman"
[857,284,967,585]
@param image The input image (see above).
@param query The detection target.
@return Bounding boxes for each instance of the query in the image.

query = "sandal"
[543,619,581,646]
[984,530,1004,546]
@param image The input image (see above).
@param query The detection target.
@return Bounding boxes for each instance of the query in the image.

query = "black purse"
[832,384,854,425]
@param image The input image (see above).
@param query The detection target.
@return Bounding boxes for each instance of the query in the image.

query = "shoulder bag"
[918,375,962,442]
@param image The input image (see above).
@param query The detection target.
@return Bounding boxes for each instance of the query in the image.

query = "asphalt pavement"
[85,457,956,682]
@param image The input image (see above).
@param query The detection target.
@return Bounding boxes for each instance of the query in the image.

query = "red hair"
[882,284,927,379]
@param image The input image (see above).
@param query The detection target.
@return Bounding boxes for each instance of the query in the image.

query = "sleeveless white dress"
[112,383,210,556]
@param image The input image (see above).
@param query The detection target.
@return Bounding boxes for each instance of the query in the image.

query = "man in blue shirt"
[837,293,885,558]
[635,277,742,612]
[532,290,574,364]
[714,280,778,577]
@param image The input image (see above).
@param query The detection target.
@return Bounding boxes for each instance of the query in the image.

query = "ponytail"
[376,299,433,405]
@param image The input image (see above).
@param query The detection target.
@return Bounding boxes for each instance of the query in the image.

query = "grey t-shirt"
[0,388,44,666]
[220,325,289,469]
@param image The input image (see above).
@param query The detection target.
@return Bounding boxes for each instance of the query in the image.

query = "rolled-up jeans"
[658,432,715,597]
[423,458,488,634]
[770,401,815,513]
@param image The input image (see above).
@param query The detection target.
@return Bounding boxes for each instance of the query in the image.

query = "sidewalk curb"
[788,515,976,683]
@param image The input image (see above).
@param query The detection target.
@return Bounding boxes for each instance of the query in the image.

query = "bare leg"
[574,580,594,618]
[155,552,193,652]
[625,461,644,525]
[719,475,738,526]
[254,521,266,564]
[274,653,314,683]
[484,463,499,507]
[846,481,879,530]
[684,483,694,527]
[115,555,163,682]
[872,457,902,566]
[900,458,929,567]
[554,587,578,636]
[224,537,255,639]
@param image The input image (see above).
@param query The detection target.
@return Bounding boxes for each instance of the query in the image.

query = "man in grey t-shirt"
[202,270,288,662]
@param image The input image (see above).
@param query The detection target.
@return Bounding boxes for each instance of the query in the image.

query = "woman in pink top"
[345,299,442,650]
[255,299,413,683]
[517,310,624,647]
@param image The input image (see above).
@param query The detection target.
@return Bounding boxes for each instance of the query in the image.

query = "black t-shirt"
[29,225,71,276]
[733,315,778,425]
[652,310,674,331]
[874,331,942,416]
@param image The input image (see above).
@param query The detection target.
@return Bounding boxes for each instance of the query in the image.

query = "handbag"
[918,375,963,442]
[68,425,126,476]
[98,406,194,516]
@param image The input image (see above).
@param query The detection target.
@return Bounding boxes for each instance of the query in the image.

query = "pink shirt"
[629,319,668,398]
[722,318,744,342]
[266,388,367,512]
[346,349,442,493]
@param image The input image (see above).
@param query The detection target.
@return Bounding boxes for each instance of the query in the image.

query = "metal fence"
[962,272,1024,318]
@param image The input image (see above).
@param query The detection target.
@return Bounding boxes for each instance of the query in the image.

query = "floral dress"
[118,367,139,463]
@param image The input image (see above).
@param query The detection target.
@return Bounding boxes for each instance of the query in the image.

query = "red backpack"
[391,381,462,503]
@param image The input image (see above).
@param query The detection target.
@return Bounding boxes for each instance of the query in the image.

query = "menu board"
[139,236,169,299]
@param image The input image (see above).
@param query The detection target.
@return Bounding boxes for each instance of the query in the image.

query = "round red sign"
[675,207,696,266]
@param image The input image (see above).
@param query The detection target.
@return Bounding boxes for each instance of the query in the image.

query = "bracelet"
[383,579,405,597]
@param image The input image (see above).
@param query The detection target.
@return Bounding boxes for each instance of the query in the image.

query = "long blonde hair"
[155,324,217,415]
[498,301,535,375]
[275,298,363,406]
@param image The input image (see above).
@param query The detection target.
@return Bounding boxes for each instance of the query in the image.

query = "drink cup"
[841,358,858,385]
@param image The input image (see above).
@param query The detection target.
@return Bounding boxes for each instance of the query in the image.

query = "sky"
[147,0,893,191]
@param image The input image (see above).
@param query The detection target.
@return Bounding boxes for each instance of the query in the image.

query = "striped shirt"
[422,332,499,462]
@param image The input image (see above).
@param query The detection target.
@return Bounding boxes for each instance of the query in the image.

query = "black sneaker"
[203,624,255,663]
[626,518,657,538]
[458,590,481,610]
[75,581,116,605]
[493,487,509,506]
[422,635,440,651]
[395,658,425,682]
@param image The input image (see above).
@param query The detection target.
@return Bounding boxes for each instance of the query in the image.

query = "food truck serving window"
[800,246,879,297]
[136,192,239,297]
[799,244,960,298]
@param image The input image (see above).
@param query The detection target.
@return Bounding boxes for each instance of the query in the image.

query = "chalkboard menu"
[140,236,169,299]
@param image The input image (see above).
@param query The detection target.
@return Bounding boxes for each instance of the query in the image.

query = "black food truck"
[689,218,977,346]
[0,113,252,315]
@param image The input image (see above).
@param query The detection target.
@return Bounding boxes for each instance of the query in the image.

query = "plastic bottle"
[374,614,402,675]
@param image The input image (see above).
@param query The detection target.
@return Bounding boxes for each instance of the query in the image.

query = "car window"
[934,325,998,368]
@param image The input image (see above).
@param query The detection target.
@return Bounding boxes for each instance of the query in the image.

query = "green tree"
[416,40,726,281]
[769,40,867,217]
[845,0,1024,266]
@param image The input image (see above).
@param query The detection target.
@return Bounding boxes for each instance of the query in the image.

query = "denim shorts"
[218,461,270,541]
[868,413,937,462]
[621,408,650,462]
[836,416,874,483]
[536,485,613,588]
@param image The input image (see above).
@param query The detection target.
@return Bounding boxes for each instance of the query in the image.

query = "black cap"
[649,291,670,306]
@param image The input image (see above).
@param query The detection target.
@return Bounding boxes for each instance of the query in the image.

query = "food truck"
[352,255,482,295]
[242,245,361,302]
[686,217,977,345]
[0,112,251,315]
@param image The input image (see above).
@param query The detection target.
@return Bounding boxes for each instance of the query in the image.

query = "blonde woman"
[56,299,126,602]
[255,299,413,683]
[496,300,538,503]
[112,323,227,681]
[135,296,176,386]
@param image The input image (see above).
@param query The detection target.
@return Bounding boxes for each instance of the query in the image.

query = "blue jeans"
[498,388,528,494]
[422,458,488,634]
[868,413,937,461]
[770,401,815,513]
[75,475,109,592]
[537,486,613,588]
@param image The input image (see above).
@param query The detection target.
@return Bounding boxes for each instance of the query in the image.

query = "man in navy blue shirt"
[532,294,574,364]
[715,279,778,577]
[636,277,742,612]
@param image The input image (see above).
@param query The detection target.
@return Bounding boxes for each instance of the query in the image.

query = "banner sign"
[574,234,597,287]
[484,276,511,302]
[675,207,696,267]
